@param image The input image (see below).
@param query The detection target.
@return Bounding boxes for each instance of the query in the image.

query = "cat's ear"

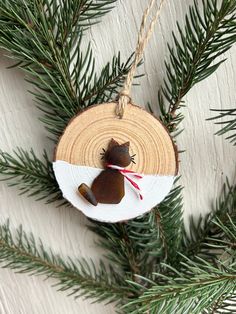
[120,141,130,153]
[108,138,119,150]
[121,141,130,148]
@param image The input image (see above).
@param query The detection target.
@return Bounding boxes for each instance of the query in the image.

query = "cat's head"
[103,138,135,167]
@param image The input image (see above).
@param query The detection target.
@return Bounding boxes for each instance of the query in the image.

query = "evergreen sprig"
[0,220,129,304]
[125,183,236,312]
[183,179,236,263]
[89,182,183,279]
[0,148,65,204]
[123,180,236,313]
[0,179,234,311]
[158,0,236,133]
[208,108,236,145]
[0,0,134,140]
[154,181,183,265]
[124,257,236,314]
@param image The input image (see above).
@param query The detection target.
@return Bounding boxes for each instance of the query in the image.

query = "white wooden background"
[0,0,235,313]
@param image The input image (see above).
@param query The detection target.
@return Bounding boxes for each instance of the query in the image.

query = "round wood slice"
[54,102,178,175]
[53,102,178,223]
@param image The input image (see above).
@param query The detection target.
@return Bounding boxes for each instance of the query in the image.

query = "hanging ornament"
[53,0,178,223]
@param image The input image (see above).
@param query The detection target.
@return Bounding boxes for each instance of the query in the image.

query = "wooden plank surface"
[0,0,235,313]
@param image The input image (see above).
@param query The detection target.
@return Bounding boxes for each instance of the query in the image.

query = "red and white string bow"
[107,164,143,200]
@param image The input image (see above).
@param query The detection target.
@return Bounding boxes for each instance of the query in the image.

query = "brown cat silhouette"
[78,139,135,206]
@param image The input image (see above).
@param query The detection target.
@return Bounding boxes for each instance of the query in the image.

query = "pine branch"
[89,182,183,278]
[36,52,134,138]
[53,0,116,33]
[127,181,183,268]
[208,108,236,145]
[0,0,116,37]
[0,0,133,140]
[89,222,145,280]
[123,257,236,314]
[154,181,183,265]
[203,292,236,314]
[158,0,236,133]
[0,220,129,304]
[0,148,65,205]
[182,179,236,263]
[81,52,137,107]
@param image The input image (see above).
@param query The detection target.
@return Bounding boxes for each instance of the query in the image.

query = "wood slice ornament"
[53,0,179,222]
[53,102,178,222]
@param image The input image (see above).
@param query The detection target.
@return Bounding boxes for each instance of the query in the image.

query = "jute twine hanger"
[116,0,166,119]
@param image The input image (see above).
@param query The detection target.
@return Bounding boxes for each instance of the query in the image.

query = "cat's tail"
[78,183,98,206]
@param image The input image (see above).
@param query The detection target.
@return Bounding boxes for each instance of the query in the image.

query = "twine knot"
[116,91,132,119]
